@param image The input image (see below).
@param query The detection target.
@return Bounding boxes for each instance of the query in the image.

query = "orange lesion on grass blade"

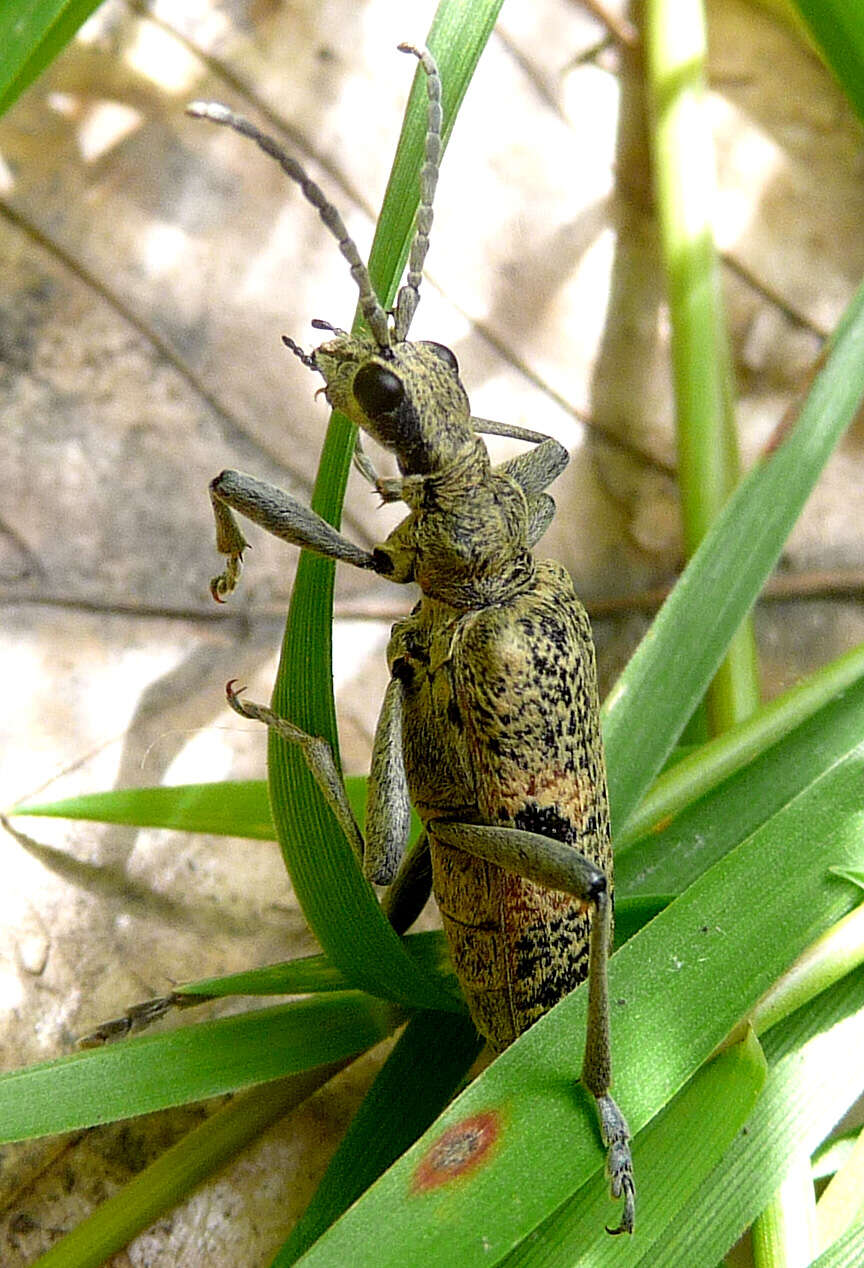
[412,1110,502,1193]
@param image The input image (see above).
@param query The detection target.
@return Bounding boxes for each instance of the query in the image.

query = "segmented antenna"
[393,44,443,341]
[281,334,317,370]
[187,43,442,349]
[186,100,392,349]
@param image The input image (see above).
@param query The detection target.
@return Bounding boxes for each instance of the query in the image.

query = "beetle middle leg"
[227,676,414,892]
[429,818,635,1235]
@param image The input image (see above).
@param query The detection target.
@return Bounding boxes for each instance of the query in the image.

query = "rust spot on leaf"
[412,1110,501,1192]
[650,813,674,834]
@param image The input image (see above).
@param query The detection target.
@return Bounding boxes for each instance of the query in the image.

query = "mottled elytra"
[189,44,635,1234]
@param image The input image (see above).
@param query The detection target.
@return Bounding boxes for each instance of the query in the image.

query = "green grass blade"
[12,780,277,838]
[647,969,864,1267]
[618,639,864,851]
[749,901,864,1039]
[617,665,864,898]
[501,1028,766,1266]
[812,1132,859,1183]
[752,1152,819,1268]
[276,1011,482,1264]
[29,1066,343,1268]
[10,775,406,843]
[175,930,461,1002]
[790,0,864,126]
[0,993,400,1141]
[267,0,503,1014]
[293,740,864,1266]
[814,1109,864,1255]
[0,0,103,118]
[812,1215,864,1268]
[603,274,864,835]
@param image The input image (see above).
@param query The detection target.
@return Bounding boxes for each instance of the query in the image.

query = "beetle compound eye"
[353,363,405,419]
[421,341,459,374]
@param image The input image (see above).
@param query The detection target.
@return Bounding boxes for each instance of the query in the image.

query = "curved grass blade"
[814,1108,864,1253]
[175,930,461,1002]
[617,668,864,898]
[618,639,864,852]
[790,0,864,126]
[12,780,277,839]
[647,969,864,1267]
[0,0,103,118]
[812,1214,864,1268]
[10,775,416,844]
[267,0,504,1013]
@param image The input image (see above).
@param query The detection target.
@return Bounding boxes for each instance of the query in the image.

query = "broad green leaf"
[0,0,104,117]
[267,0,505,1013]
[276,1011,483,1264]
[294,740,864,1266]
[602,275,864,835]
[0,993,399,1141]
[647,969,864,1266]
[501,1028,766,1266]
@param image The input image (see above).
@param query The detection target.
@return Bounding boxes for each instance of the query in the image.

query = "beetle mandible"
[189,43,635,1235]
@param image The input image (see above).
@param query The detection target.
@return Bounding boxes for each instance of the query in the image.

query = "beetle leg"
[226,676,414,892]
[209,469,382,601]
[365,676,413,884]
[429,819,635,1235]
[226,682,365,863]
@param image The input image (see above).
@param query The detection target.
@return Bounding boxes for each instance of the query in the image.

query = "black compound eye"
[421,341,459,374]
[353,362,405,418]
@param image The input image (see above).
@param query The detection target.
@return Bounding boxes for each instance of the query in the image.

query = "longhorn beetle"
[188,44,635,1235]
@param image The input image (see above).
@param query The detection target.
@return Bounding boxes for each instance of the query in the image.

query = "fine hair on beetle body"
[187,43,635,1235]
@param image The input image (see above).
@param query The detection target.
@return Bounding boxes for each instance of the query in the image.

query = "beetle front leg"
[429,819,635,1235]
[209,469,382,601]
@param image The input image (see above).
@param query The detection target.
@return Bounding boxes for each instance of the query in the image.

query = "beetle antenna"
[393,45,442,341]
[281,334,319,371]
[186,100,392,349]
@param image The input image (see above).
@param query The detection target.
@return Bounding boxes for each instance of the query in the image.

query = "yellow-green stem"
[644,0,760,734]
